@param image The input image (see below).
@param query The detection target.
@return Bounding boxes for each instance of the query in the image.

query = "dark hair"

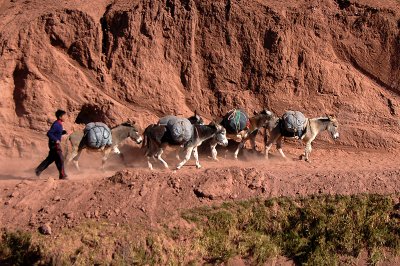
[55,109,66,119]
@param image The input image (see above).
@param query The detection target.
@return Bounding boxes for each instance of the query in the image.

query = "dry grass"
[183,194,400,265]
[1,194,399,265]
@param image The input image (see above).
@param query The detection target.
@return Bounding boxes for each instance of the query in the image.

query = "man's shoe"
[59,175,69,180]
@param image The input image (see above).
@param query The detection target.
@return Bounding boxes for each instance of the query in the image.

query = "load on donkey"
[264,110,340,162]
[143,114,228,170]
[65,120,143,170]
[209,108,276,160]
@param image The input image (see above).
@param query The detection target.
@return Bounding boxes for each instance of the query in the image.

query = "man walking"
[35,109,68,180]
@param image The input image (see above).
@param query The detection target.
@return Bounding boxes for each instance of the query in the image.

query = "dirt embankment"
[0,148,400,264]
[1,148,399,232]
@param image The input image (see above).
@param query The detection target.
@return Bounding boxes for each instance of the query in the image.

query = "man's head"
[55,109,66,122]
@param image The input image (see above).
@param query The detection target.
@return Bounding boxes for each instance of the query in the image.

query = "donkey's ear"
[265,110,272,116]
[194,110,198,116]
[210,121,219,128]
[253,110,258,115]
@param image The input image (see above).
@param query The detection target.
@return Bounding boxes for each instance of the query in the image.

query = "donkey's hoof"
[196,164,202,169]
[208,156,219,161]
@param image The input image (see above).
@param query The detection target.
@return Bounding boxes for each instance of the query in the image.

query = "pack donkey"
[264,114,339,162]
[143,121,228,170]
[158,111,204,160]
[210,109,276,160]
[65,121,143,170]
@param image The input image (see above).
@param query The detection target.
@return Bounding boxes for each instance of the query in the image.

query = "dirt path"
[0,144,399,234]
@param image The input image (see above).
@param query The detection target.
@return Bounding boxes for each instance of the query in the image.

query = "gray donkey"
[143,121,228,170]
[65,121,142,170]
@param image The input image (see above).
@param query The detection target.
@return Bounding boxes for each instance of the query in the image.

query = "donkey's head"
[254,109,277,129]
[122,120,143,144]
[210,122,228,146]
[326,114,339,140]
[187,110,204,125]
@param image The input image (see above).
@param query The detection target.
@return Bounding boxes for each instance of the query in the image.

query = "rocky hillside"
[0,0,399,157]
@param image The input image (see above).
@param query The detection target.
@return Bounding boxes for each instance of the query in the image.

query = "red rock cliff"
[0,0,399,157]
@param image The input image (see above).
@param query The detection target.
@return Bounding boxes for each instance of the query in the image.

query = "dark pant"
[36,145,66,178]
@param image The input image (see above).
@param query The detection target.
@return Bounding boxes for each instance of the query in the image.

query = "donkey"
[158,111,204,160]
[65,121,143,170]
[264,114,339,162]
[210,109,276,160]
[143,122,228,170]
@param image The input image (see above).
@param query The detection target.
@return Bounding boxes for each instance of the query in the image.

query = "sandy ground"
[0,142,398,233]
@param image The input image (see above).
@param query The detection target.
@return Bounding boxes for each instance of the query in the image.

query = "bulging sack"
[222,109,249,134]
[84,122,112,148]
[166,117,193,143]
[158,115,176,126]
[282,111,307,134]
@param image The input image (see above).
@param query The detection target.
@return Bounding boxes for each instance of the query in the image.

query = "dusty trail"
[0,143,399,234]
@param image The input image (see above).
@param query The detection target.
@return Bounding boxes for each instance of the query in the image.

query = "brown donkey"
[264,114,339,162]
[210,109,276,160]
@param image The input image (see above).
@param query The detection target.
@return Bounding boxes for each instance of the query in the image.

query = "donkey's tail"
[141,125,156,155]
[141,127,148,151]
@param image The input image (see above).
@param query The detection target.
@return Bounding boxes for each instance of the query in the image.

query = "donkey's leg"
[192,147,201,169]
[234,140,246,159]
[246,129,258,153]
[156,149,169,169]
[146,151,156,170]
[147,157,154,170]
[112,146,126,166]
[210,143,219,161]
[264,141,274,159]
[72,148,83,171]
[101,148,112,170]
[304,142,312,162]
[176,146,194,170]
[276,136,287,159]
[67,147,78,164]
[264,134,280,159]
[250,134,257,151]
[175,146,184,161]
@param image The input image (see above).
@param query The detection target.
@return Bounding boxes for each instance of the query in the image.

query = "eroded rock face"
[0,0,399,157]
